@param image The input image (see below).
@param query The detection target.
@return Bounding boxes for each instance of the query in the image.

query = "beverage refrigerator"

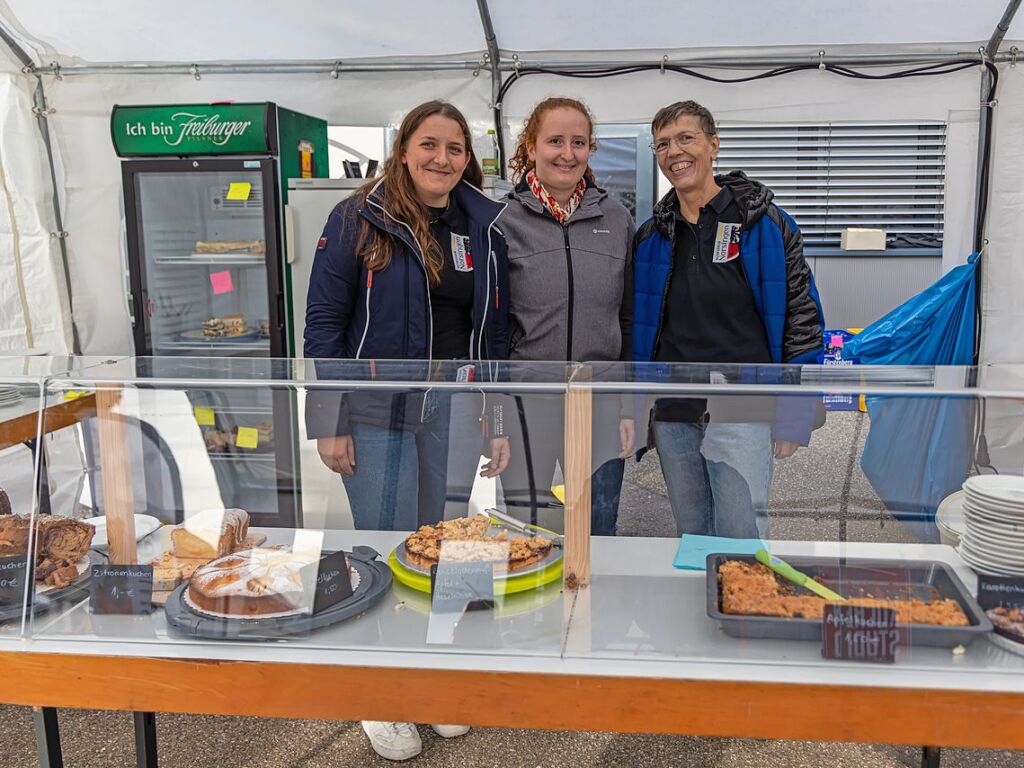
[113,102,328,527]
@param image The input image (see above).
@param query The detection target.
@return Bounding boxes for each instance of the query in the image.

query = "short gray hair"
[651,101,716,136]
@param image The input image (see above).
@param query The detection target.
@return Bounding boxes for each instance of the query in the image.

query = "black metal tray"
[706,553,993,648]
[165,546,392,640]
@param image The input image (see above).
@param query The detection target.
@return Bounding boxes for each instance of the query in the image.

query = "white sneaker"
[361,721,422,761]
[430,724,470,738]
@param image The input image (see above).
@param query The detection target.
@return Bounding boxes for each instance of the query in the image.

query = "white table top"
[4,530,1023,694]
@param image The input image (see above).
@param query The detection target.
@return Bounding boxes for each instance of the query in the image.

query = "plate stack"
[958,475,1024,577]
[0,385,22,408]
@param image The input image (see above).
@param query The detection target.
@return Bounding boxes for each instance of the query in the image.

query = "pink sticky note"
[830,334,844,348]
[210,271,234,295]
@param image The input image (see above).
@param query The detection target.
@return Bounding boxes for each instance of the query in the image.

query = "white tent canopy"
[0,0,1022,362]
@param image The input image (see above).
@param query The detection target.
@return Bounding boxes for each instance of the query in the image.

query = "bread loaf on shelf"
[171,508,250,559]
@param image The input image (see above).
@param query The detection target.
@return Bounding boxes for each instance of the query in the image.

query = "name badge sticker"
[451,234,474,272]
[713,223,742,263]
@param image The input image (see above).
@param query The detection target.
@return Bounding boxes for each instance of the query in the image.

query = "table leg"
[922,745,941,768]
[134,710,158,768]
[32,706,63,768]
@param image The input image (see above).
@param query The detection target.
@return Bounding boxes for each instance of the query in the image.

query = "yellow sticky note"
[194,406,215,426]
[235,426,259,449]
[226,182,252,201]
[551,484,566,505]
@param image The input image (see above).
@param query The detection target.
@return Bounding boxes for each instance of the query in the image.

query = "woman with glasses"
[497,97,635,536]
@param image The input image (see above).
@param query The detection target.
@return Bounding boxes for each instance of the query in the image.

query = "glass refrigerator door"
[126,159,281,358]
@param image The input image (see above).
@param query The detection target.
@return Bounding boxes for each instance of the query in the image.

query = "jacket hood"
[651,170,773,239]
[508,175,608,217]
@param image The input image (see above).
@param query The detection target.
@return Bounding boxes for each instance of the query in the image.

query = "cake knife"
[484,508,563,547]
[754,549,845,602]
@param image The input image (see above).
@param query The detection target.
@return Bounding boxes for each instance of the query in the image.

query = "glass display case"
[3,357,1024,703]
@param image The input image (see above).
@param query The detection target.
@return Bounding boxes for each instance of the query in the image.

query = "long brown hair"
[508,97,597,186]
[356,100,483,286]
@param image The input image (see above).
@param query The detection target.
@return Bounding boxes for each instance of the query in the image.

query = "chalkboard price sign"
[430,561,495,614]
[305,551,354,615]
[89,564,154,615]
[822,604,898,663]
[0,556,28,607]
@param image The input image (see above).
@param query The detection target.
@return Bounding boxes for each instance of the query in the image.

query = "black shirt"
[427,197,475,360]
[654,186,773,423]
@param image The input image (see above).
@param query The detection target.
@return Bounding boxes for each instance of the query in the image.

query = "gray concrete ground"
[4,412,1022,767]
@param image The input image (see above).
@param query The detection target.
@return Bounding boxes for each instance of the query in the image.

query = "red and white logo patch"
[712,223,742,263]
[317,236,328,250]
[450,234,473,272]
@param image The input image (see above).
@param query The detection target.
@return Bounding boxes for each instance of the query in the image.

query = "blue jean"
[652,420,773,539]
[343,394,479,530]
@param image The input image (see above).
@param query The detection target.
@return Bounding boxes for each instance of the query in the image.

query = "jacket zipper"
[651,232,676,359]
[563,223,574,361]
[366,197,433,362]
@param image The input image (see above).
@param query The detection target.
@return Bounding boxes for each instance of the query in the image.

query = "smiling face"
[527,106,592,202]
[401,114,470,207]
[653,114,719,201]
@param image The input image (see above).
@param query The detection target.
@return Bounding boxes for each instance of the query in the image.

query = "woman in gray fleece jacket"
[498,97,635,536]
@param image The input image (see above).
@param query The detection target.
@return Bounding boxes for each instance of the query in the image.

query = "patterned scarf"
[527,169,586,225]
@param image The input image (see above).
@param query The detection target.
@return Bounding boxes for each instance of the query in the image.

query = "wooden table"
[3,535,1023,768]
[0,393,96,452]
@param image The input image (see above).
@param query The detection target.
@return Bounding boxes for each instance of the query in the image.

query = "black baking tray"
[706,553,993,648]
[165,546,392,640]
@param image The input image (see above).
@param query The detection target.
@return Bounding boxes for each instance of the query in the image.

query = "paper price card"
[235,426,259,449]
[226,182,252,201]
[210,271,234,295]
[193,406,215,426]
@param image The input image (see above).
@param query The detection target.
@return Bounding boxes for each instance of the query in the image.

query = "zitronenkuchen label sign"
[111,104,273,156]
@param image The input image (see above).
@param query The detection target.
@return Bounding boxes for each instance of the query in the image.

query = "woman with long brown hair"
[304,100,511,758]
[499,96,635,536]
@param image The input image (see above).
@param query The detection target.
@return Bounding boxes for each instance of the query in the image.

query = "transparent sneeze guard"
[18,357,1024,691]
[0,355,127,639]
[560,362,1024,690]
[28,357,575,662]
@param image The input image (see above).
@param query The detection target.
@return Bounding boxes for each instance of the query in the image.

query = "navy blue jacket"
[304,180,509,438]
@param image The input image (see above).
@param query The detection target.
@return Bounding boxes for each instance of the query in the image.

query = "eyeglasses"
[650,131,712,155]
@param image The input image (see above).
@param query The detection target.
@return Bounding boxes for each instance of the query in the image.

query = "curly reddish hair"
[508,97,597,186]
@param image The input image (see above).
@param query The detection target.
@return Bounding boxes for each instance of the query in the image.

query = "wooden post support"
[94,387,137,564]
[563,366,592,587]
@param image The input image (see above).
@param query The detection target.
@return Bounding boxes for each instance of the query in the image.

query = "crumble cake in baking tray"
[706,553,992,648]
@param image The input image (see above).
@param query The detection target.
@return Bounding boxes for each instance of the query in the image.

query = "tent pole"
[0,21,79,354]
[475,0,506,178]
[25,51,1017,79]
[30,79,80,354]
[972,0,1022,363]
[987,0,1023,57]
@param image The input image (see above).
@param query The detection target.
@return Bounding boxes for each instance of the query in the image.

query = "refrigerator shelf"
[206,452,277,463]
[157,339,270,352]
[155,254,265,267]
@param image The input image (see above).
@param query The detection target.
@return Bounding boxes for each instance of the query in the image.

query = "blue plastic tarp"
[844,254,979,540]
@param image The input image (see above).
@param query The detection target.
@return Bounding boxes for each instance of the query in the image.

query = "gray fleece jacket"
[499,180,636,362]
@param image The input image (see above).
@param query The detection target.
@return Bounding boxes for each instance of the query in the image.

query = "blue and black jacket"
[632,171,825,445]
[304,179,509,438]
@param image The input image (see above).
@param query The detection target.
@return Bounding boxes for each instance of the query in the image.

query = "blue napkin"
[673,534,765,570]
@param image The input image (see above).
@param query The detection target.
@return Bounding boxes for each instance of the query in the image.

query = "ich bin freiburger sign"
[111,103,273,156]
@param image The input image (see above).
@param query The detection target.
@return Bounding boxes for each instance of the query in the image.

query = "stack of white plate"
[936,490,967,547]
[958,475,1024,577]
[0,384,22,407]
